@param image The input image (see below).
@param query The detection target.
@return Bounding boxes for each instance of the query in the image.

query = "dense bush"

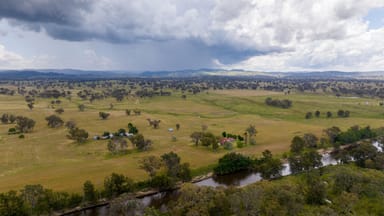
[265,97,292,108]
[214,152,253,175]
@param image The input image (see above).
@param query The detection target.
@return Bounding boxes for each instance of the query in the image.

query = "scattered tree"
[108,137,128,154]
[15,116,35,133]
[190,131,203,146]
[129,134,152,151]
[78,104,85,112]
[54,108,64,114]
[65,120,77,130]
[99,112,110,120]
[45,115,64,128]
[67,127,89,143]
[305,112,313,119]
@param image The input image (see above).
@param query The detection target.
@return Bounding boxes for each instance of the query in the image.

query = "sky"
[0,0,384,72]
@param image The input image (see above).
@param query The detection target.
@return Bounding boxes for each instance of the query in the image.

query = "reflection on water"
[140,190,180,210]
[68,205,109,216]
[196,171,261,187]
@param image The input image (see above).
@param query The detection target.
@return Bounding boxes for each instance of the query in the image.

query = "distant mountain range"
[0,69,383,80]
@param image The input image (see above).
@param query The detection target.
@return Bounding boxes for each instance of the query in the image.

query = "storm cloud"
[0,0,384,71]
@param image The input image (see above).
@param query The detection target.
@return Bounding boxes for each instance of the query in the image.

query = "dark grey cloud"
[0,0,92,25]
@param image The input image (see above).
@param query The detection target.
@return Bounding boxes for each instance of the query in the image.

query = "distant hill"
[0,69,383,80]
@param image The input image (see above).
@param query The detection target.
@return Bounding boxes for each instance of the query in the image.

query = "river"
[67,142,383,215]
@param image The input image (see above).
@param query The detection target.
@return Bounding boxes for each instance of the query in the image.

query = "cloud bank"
[0,0,384,71]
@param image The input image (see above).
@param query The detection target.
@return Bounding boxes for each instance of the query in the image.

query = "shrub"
[214,152,253,175]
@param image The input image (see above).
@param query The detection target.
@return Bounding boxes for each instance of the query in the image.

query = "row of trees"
[305,110,350,119]
[265,97,292,108]
[1,113,16,124]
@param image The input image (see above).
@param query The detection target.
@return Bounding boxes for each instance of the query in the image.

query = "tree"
[65,120,77,130]
[27,103,34,110]
[326,111,332,118]
[15,116,35,133]
[178,163,192,182]
[45,115,64,128]
[99,112,110,120]
[305,112,313,119]
[0,190,28,216]
[351,143,377,167]
[67,127,89,143]
[103,173,134,198]
[170,184,228,216]
[161,152,181,178]
[78,104,85,112]
[337,110,345,117]
[288,150,322,174]
[290,136,305,154]
[344,110,350,117]
[108,137,128,154]
[258,150,283,179]
[176,123,180,131]
[315,110,320,117]
[129,134,151,151]
[303,133,318,148]
[323,126,341,145]
[139,156,163,178]
[1,113,9,124]
[246,125,257,145]
[9,114,16,124]
[109,195,144,216]
[83,180,97,203]
[305,171,326,205]
[125,109,131,116]
[54,108,64,114]
[214,152,253,175]
[190,132,203,146]
[20,184,47,215]
[201,132,218,147]
[127,123,139,134]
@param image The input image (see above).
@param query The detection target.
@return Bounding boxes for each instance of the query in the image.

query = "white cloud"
[227,28,384,72]
[0,43,57,69]
[0,44,25,68]
[1,0,384,71]
[83,49,114,69]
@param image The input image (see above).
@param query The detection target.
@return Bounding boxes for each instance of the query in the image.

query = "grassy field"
[0,89,384,193]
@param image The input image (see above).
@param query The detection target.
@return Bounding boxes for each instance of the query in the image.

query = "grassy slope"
[0,89,383,192]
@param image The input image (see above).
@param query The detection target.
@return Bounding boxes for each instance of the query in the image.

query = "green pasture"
[0,89,383,192]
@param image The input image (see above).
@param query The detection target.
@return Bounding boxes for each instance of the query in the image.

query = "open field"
[1,89,384,192]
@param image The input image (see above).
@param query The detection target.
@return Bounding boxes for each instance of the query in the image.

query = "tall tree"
[139,156,163,178]
[161,152,181,178]
[83,180,97,203]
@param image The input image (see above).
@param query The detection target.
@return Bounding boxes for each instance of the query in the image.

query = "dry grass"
[0,90,384,192]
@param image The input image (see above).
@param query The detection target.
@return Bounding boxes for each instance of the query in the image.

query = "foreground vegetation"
[165,164,384,216]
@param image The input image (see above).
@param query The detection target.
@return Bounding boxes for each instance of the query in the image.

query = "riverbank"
[57,139,383,215]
